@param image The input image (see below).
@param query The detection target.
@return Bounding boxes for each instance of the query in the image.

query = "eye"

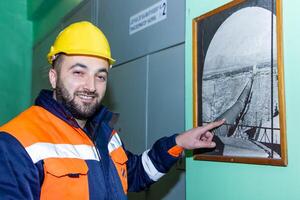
[73,71,84,76]
[97,74,107,82]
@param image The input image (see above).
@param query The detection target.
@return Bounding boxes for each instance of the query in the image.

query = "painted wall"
[185,0,300,199]
[28,0,83,45]
[0,0,82,125]
[0,0,32,125]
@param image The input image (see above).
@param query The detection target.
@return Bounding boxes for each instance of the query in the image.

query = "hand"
[175,119,225,150]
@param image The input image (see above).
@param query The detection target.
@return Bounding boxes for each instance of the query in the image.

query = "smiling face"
[49,54,109,121]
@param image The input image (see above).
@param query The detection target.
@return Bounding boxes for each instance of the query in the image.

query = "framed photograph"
[192,0,287,166]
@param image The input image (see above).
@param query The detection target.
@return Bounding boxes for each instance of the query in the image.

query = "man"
[0,21,224,199]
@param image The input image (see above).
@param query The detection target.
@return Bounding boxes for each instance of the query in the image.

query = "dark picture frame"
[192,0,287,166]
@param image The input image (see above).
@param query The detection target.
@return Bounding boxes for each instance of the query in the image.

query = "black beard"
[55,81,101,120]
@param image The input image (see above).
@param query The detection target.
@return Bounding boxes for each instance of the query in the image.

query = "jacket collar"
[34,90,113,129]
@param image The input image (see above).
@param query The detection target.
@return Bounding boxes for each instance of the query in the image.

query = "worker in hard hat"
[0,21,224,199]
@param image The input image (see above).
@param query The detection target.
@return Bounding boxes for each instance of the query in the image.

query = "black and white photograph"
[193,0,287,166]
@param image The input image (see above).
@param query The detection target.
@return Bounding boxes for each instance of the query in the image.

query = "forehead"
[61,55,109,71]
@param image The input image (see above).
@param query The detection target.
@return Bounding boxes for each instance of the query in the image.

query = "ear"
[49,68,58,89]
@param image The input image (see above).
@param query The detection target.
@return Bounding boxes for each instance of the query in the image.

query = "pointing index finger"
[201,119,225,132]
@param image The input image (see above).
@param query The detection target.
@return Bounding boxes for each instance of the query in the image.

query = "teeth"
[78,95,94,100]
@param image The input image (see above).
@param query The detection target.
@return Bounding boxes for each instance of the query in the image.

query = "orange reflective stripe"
[167,145,184,157]
[110,147,128,194]
[0,106,93,147]
[40,158,89,200]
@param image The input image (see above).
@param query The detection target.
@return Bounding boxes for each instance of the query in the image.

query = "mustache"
[75,90,99,97]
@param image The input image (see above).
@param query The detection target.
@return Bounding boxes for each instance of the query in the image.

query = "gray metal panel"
[98,0,185,65]
[147,44,185,147]
[32,29,60,102]
[146,44,185,200]
[103,57,147,199]
[62,0,93,28]
[104,57,148,154]
[146,167,185,200]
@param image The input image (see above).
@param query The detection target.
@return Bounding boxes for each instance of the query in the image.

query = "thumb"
[195,140,216,149]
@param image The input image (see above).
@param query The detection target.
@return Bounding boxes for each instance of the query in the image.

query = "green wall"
[185,0,300,199]
[0,0,83,125]
[0,1,32,124]
[28,0,83,45]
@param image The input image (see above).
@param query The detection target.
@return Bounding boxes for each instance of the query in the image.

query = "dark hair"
[52,53,66,70]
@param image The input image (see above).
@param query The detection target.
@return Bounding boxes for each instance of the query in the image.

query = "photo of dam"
[202,61,280,159]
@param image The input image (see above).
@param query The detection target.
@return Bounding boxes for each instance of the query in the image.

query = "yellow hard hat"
[47,21,115,65]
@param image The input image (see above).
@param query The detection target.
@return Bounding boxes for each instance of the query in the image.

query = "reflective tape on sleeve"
[141,150,165,181]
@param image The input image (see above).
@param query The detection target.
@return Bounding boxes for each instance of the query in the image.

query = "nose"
[83,75,96,92]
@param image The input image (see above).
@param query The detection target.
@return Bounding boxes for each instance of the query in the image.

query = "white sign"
[129,0,167,35]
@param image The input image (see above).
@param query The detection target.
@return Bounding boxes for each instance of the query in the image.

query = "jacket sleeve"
[0,132,43,200]
[125,134,183,192]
